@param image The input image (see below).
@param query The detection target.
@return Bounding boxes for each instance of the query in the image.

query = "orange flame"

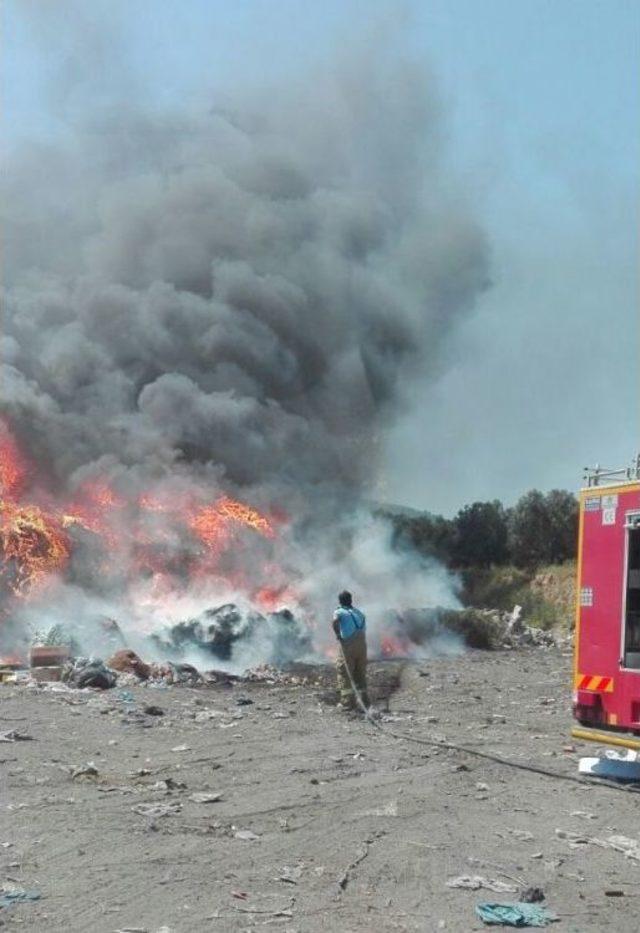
[0,420,280,603]
[0,420,29,499]
[254,584,297,611]
[189,496,275,553]
[380,634,413,658]
[0,501,69,596]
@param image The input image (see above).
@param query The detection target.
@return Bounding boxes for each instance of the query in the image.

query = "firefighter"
[332,590,369,710]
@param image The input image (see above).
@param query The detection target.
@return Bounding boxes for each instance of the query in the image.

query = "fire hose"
[337,640,640,796]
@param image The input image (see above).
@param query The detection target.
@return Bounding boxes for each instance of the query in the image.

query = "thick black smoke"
[2,36,487,498]
[1,23,489,654]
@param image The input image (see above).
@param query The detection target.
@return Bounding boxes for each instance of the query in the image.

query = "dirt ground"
[2,647,639,932]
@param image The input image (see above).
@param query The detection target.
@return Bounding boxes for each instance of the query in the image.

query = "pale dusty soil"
[1,648,639,933]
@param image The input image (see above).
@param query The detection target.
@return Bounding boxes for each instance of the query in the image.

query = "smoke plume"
[1,19,489,660]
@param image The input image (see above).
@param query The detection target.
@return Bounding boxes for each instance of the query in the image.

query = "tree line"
[380,489,578,569]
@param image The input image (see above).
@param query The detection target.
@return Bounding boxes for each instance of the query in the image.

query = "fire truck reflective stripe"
[576,674,614,692]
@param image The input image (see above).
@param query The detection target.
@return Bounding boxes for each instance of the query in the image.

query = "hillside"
[460,562,576,630]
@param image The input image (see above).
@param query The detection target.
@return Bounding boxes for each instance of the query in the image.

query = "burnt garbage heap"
[151,602,312,663]
[28,602,312,688]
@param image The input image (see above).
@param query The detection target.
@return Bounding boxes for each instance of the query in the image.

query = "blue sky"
[3,0,639,513]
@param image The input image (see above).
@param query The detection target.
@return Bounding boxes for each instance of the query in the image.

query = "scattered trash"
[447,876,517,894]
[189,792,223,804]
[606,834,640,862]
[154,778,186,792]
[578,753,640,782]
[358,800,398,817]
[71,762,99,780]
[163,662,203,685]
[0,887,42,909]
[555,827,640,860]
[423,605,558,651]
[466,858,525,888]
[604,890,625,897]
[0,730,33,742]
[108,649,151,680]
[520,887,545,904]
[570,810,596,820]
[475,902,558,927]
[170,745,190,753]
[234,829,260,841]
[277,865,303,885]
[64,657,117,690]
[555,828,591,848]
[604,748,639,761]
[132,803,181,818]
[231,896,294,918]
[194,709,224,722]
[235,696,254,706]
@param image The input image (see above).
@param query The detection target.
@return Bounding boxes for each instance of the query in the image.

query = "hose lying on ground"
[337,641,640,796]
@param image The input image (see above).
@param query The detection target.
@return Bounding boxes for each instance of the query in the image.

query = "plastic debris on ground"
[189,792,223,803]
[71,762,99,780]
[447,875,517,894]
[578,749,640,782]
[132,803,182,818]
[63,657,117,690]
[555,828,640,861]
[0,729,33,742]
[0,887,42,909]
[476,902,558,927]
[234,829,260,841]
[3,638,327,695]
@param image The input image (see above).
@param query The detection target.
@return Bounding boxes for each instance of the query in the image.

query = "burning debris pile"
[0,418,283,605]
[0,416,465,665]
[153,603,312,665]
[1,624,319,692]
[0,597,560,693]
[1,406,558,673]
[0,417,302,659]
[1,41,490,665]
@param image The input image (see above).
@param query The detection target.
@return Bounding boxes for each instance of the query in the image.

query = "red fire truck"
[572,457,640,750]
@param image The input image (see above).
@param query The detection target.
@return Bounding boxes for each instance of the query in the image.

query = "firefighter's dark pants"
[336,630,369,708]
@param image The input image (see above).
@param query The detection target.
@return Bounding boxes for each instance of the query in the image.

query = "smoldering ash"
[1,44,488,657]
